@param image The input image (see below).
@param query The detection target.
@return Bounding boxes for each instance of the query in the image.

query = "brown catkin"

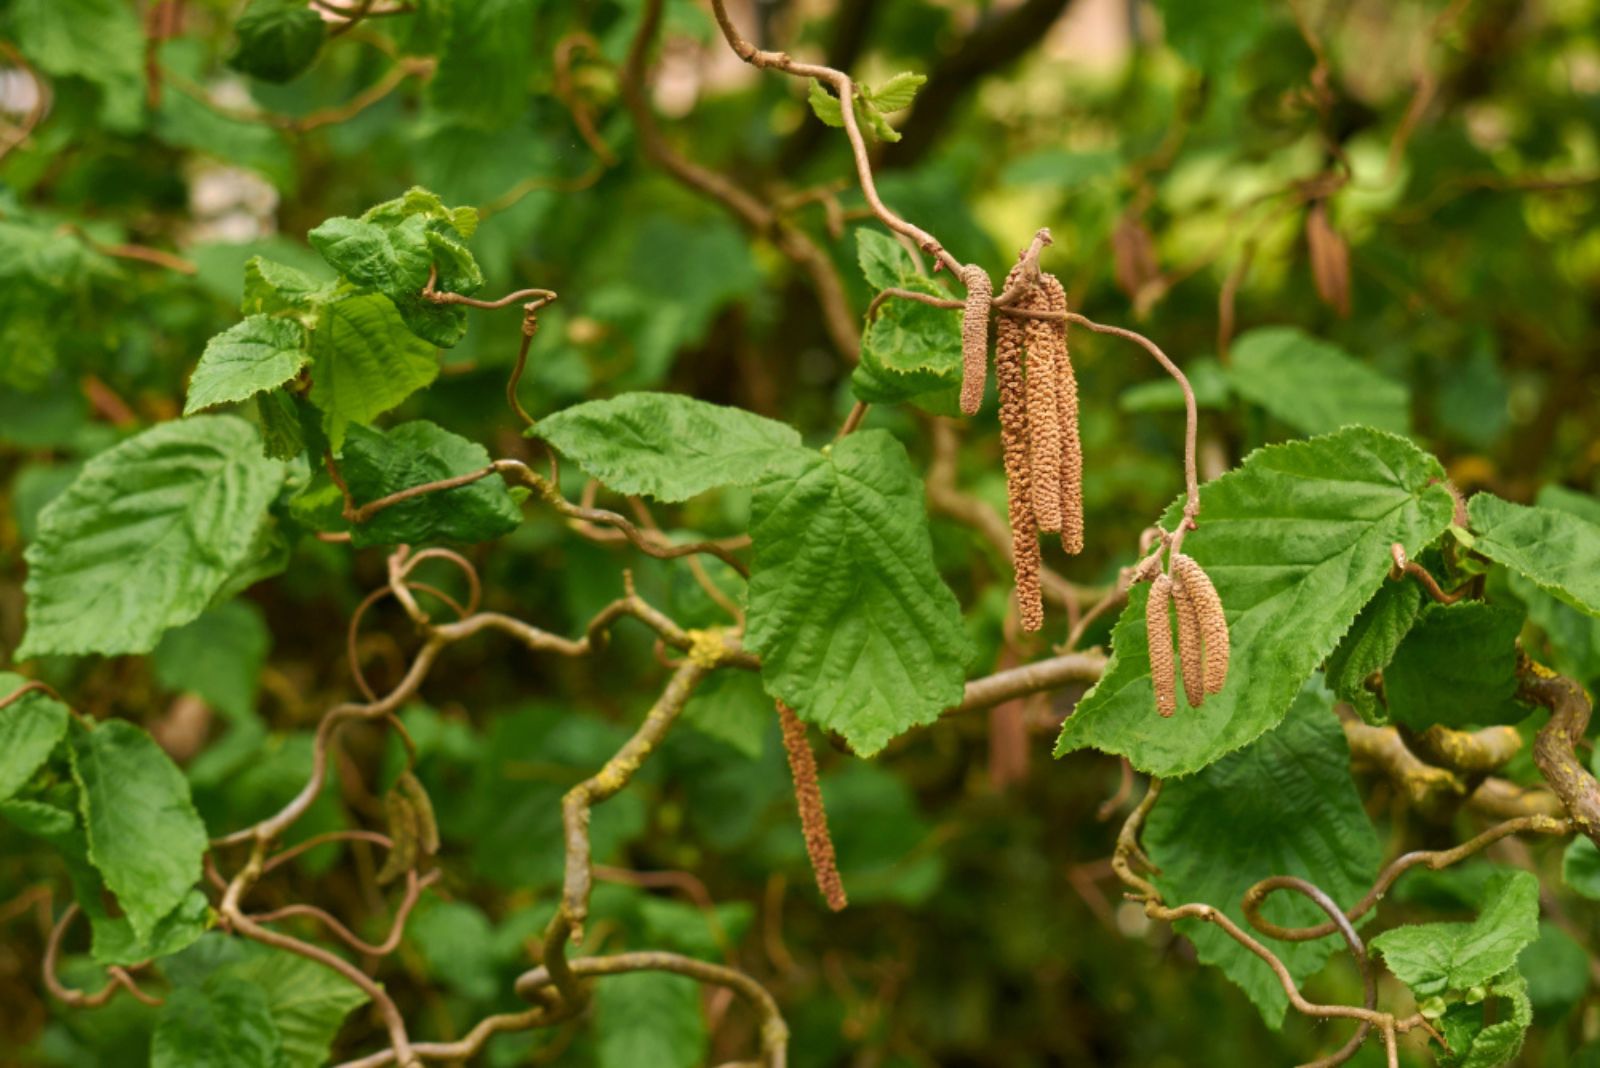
[1146,575,1178,718]
[1173,554,1230,696]
[1021,298,1064,533]
[995,271,1043,631]
[777,702,847,911]
[959,264,992,416]
[1039,273,1084,554]
[1170,575,1206,709]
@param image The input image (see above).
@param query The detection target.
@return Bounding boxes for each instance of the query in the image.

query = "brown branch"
[707,0,960,275]
[1113,782,1449,1065]
[624,0,860,360]
[514,952,788,1068]
[1249,876,1377,1068]
[43,904,163,1009]
[950,651,1108,716]
[246,868,439,959]
[1523,667,1600,847]
[1387,543,1465,604]
[1408,724,1521,777]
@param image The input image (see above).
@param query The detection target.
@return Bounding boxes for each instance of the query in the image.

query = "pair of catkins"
[960,253,1230,716]
[1145,554,1229,716]
[960,259,1081,633]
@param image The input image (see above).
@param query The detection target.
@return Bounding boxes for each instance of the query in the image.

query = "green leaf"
[1226,327,1410,436]
[1056,427,1455,776]
[308,215,432,298]
[339,420,521,547]
[805,78,911,142]
[850,230,963,410]
[185,315,310,415]
[855,229,914,290]
[806,79,846,128]
[89,890,212,969]
[9,0,145,130]
[223,948,370,1068]
[1438,970,1533,1068]
[1372,869,1540,998]
[1384,602,1528,729]
[1143,684,1381,1026]
[1324,580,1421,723]
[152,975,285,1068]
[308,294,439,449]
[853,278,963,409]
[681,670,769,759]
[866,71,927,112]
[227,0,326,84]
[69,720,209,943]
[746,430,972,755]
[594,970,707,1068]
[1507,488,1600,687]
[0,672,69,801]
[0,797,210,966]
[242,257,330,319]
[532,392,804,503]
[1468,492,1600,617]
[17,416,286,658]
[153,601,271,721]
[430,0,540,127]
[1562,836,1600,900]
[257,390,307,461]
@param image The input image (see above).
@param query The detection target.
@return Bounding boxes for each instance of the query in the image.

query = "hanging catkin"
[1040,273,1084,555]
[995,267,1043,632]
[778,702,847,911]
[1146,575,1178,718]
[1171,575,1206,709]
[1172,554,1230,696]
[1022,290,1065,534]
[959,264,992,416]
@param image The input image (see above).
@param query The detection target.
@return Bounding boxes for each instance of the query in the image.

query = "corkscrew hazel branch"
[1113,782,1452,1068]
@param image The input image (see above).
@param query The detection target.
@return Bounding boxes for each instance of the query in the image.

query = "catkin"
[1024,301,1064,533]
[959,264,992,416]
[995,268,1043,632]
[1040,273,1084,555]
[778,702,847,911]
[1171,575,1206,709]
[1172,554,1230,696]
[1146,575,1178,718]
[398,769,440,856]
[377,788,419,885]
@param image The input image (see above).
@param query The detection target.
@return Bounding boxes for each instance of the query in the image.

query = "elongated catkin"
[1040,273,1083,554]
[1171,575,1206,708]
[959,264,992,416]
[1147,575,1178,718]
[1173,554,1229,696]
[995,273,1042,632]
[778,702,847,911]
[1023,301,1064,532]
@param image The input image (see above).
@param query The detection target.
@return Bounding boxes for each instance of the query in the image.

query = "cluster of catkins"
[959,258,1083,632]
[1145,553,1230,716]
